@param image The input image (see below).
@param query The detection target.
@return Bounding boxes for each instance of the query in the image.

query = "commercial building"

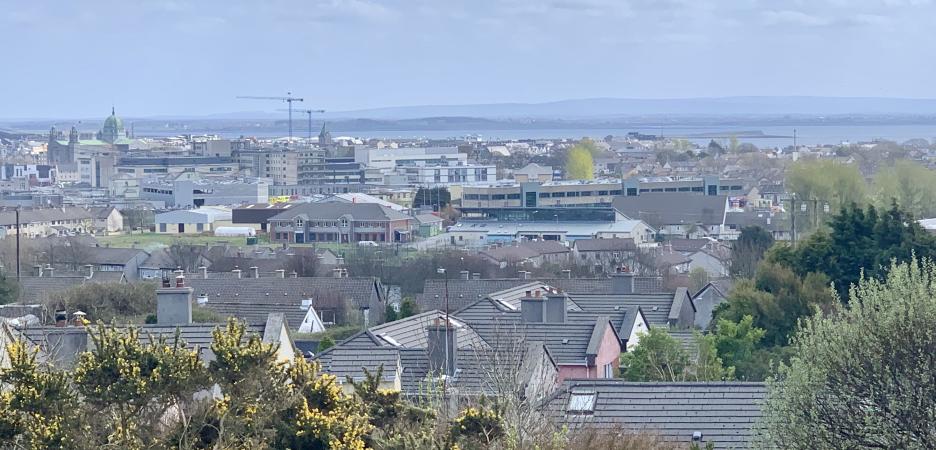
[353,146,466,170]
[140,175,270,208]
[459,180,623,209]
[267,202,415,244]
[155,207,233,234]
[115,156,238,178]
[622,176,747,197]
[448,207,655,244]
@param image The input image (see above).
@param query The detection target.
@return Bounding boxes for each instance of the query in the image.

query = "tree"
[621,328,732,382]
[318,335,335,352]
[871,160,936,219]
[384,304,398,323]
[712,315,766,380]
[758,258,936,449]
[780,202,936,300]
[398,298,417,319]
[0,273,18,305]
[786,159,868,230]
[715,263,835,348]
[166,243,206,273]
[565,145,594,180]
[730,226,774,278]
[688,267,710,294]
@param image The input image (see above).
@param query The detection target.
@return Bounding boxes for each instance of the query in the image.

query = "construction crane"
[277,108,325,139]
[236,92,304,140]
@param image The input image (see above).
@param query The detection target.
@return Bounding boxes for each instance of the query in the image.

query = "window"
[551,192,566,198]
[296,218,304,227]
[340,218,349,227]
[159,223,166,232]
[600,190,611,196]
[567,391,596,413]
[492,194,506,200]
[538,192,549,198]
[196,223,204,232]
[603,363,613,378]
[609,190,622,195]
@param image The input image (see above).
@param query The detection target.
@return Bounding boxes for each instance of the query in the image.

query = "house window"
[603,363,613,378]
[196,223,204,232]
[340,218,349,227]
[296,218,304,227]
[567,391,596,413]
[319,309,337,325]
[159,223,166,232]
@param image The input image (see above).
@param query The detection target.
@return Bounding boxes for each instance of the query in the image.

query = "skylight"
[378,334,402,347]
[567,391,596,413]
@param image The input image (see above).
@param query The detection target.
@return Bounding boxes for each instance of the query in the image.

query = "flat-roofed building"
[460,180,623,209]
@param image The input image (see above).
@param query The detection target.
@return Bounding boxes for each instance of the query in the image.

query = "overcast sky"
[2,0,935,118]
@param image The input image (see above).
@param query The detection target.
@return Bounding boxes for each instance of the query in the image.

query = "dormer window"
[296,218,304,228]
[340,217,349,227]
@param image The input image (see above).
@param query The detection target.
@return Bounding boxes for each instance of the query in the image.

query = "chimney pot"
[199,265,208,279]
[275,269,285,278]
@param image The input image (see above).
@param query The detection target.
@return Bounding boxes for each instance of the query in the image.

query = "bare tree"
[166,243,207,272]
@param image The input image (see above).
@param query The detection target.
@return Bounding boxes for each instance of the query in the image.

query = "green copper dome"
[98,107,126,144]
[103,107,124,131]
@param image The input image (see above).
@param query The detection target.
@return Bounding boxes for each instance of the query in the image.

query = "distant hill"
[323,96,936,120]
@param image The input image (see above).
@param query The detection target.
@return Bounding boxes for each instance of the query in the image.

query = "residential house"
[479,241,571,269]
[572,238,640,270]
[89,206,124,234]
[545,380,766,450]
[0,207,98,238]
[415,213,444,237]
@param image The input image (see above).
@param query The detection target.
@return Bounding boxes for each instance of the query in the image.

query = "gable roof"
[545,380,766,450]
[572,238,638,252]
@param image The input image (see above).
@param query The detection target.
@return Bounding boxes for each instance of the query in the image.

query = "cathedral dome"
[103,107,124,132]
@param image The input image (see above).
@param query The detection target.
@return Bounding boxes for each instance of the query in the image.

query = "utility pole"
[15,207,21,282]
[789,195,797,245]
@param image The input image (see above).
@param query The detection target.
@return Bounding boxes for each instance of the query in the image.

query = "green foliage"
[730,226,774,278]
[450,402,505,448]
[399,297,417,319]
[318,335,335,352]
[47,282,157,323]
[565,144,595,180]
[715,263,835,348]
[786,159,868,219]
[384,303,398,322]
[0,341,84,450]
[621,328,732,382]
[758,258,936,449]
[191,305,224,323]
[349,366,436,448]
[872,160,936,218]
[0,273,18,305]
[712,315,766,380]
[777,202,936,300]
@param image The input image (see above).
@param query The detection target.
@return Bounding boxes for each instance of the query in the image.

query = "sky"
[2,0,936,118]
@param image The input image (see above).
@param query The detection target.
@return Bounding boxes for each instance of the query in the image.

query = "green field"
[97,232,270,251]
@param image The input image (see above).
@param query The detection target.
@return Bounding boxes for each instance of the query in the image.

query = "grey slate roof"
[77,247,149,266]
[187,277,384,313]
[359,310,488,349]
[416,277,663,313]
[545,380,766,450]
[572,238,638,252]
[201,301,309,330]
[16,276,86,304]
[612,194,728,226]
[566,293,679,327]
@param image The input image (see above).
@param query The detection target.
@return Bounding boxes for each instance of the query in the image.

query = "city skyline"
[3,0,936,118]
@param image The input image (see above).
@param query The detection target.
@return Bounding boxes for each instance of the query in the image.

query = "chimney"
[71,311,87,327]
[157,277,193,325]
[45,264,54,278]
[199,265,208,279]
[427,319,457,377]
[521,294,544,323]
[250,266,260,278]
[196,293,208,305]
[232,269,242,279]
[54,309,67,327]
[611,266,635,294]
[333,267,342,278]
[275,269,285,278]
[460,270,470,280]
[34,265,43,277]
[472,273,481,280]
[561,269,572,279]
[86,264,95,279]
[544,293,567,323]
[518,270,529,280]
[290,271,298,278]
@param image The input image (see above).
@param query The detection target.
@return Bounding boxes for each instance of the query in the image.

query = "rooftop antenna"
[237,92,304,141]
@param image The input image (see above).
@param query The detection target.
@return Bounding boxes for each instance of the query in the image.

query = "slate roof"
[479,241,569,264]
[566,293,678,327]
[78,247,148,266]
[187,277,384,313]
[268,202,411,222]
[572,238,638,252]
[200,301,309,330]
[612,194,728,226]
[16,276,86,304]
[545,380,766,450]
[0,207,100,226]
[355,310,488,349]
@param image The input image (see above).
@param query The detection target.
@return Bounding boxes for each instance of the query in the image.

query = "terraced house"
[267,202,415,244]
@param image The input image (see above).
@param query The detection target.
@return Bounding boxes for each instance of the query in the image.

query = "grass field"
[97,232,269,251]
